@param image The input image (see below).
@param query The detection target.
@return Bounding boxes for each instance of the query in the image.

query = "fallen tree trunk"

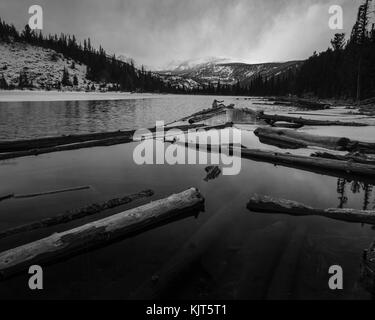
[266,97,331,110]
[247,194,375,225]
[254,127,375,153]
[0,190,154,240]
[258,111,368,127]
[0,188,204,280]
[235,147,375,180]
[0,123,210,161]
[312,152,375,165]
[0,123,206,154]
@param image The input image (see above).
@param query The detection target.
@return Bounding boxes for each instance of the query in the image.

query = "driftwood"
[312,152,375,166]
[0,188,204,280]
[0,123,213,161]
[257,111,368,127]
[0,190,154,240]
[0,123,206,153]
[247,194,375,225]
[13,186,91,199]
[187,107,231,124]
[272,122,304,129]
[266,97,331,110]
[254,127,375,153]
[170,106,229,125]
[235,147,375,181]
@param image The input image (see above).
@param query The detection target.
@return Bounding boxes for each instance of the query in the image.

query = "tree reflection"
[336,178,374,210]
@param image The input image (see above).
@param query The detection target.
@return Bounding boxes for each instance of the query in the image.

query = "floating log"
[235,147,375,181]
[0,188,204,280]
[247,194,375,225]
[0,123,211,161]
[0,123,206,154]
[254,127,375,153]
[0,190,154,240]
[266,97,331,110]
[312,152,375,166]
[170,106,229,125]
[188,109,228,124]
[257,111,368,127]
[272,122,304,129]
[13,186,91,199]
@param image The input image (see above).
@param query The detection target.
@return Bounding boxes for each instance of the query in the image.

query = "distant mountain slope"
[157,59,302,90]
[0,41,104,90]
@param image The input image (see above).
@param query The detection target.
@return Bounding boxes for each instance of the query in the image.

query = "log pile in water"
[257,111,368,127]
[247,194,375,225]
[0,189,154,240]
[0,188,204,280]
[254,127,375,153]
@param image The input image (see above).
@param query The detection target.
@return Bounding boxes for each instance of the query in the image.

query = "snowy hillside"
[157,59,302,90]
[0,40,104,91]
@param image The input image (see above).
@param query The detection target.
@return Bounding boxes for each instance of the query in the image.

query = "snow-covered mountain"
[157,59,302,90]
[162,57,232,73]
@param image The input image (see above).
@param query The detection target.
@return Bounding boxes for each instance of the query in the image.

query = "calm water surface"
[0,95,281,140]
[0,94,374,299]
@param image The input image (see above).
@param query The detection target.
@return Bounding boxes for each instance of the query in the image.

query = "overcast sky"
[0,0,361,69]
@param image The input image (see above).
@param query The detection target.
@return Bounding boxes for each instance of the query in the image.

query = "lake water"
[0,93,375,299]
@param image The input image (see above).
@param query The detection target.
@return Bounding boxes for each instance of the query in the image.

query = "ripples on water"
[0,95,291,140]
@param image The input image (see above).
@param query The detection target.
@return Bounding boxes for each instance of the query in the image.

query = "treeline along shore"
[1,0,375,102]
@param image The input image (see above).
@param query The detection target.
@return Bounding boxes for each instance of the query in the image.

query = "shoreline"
[0,90,169,102]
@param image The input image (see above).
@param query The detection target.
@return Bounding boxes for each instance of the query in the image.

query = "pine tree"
[73,75,78,86]
[61,67,71,86]
[331,33,346,51]
[0,73,8,89]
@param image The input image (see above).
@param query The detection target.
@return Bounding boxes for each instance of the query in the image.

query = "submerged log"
[0,193,14,202]
[0,190,154,240]
[257,111,368,127]
[13,186,91,199]
[132,191,244,299]
[247,194,375,225]
[0,188,204,280]
[254,127,375,153]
